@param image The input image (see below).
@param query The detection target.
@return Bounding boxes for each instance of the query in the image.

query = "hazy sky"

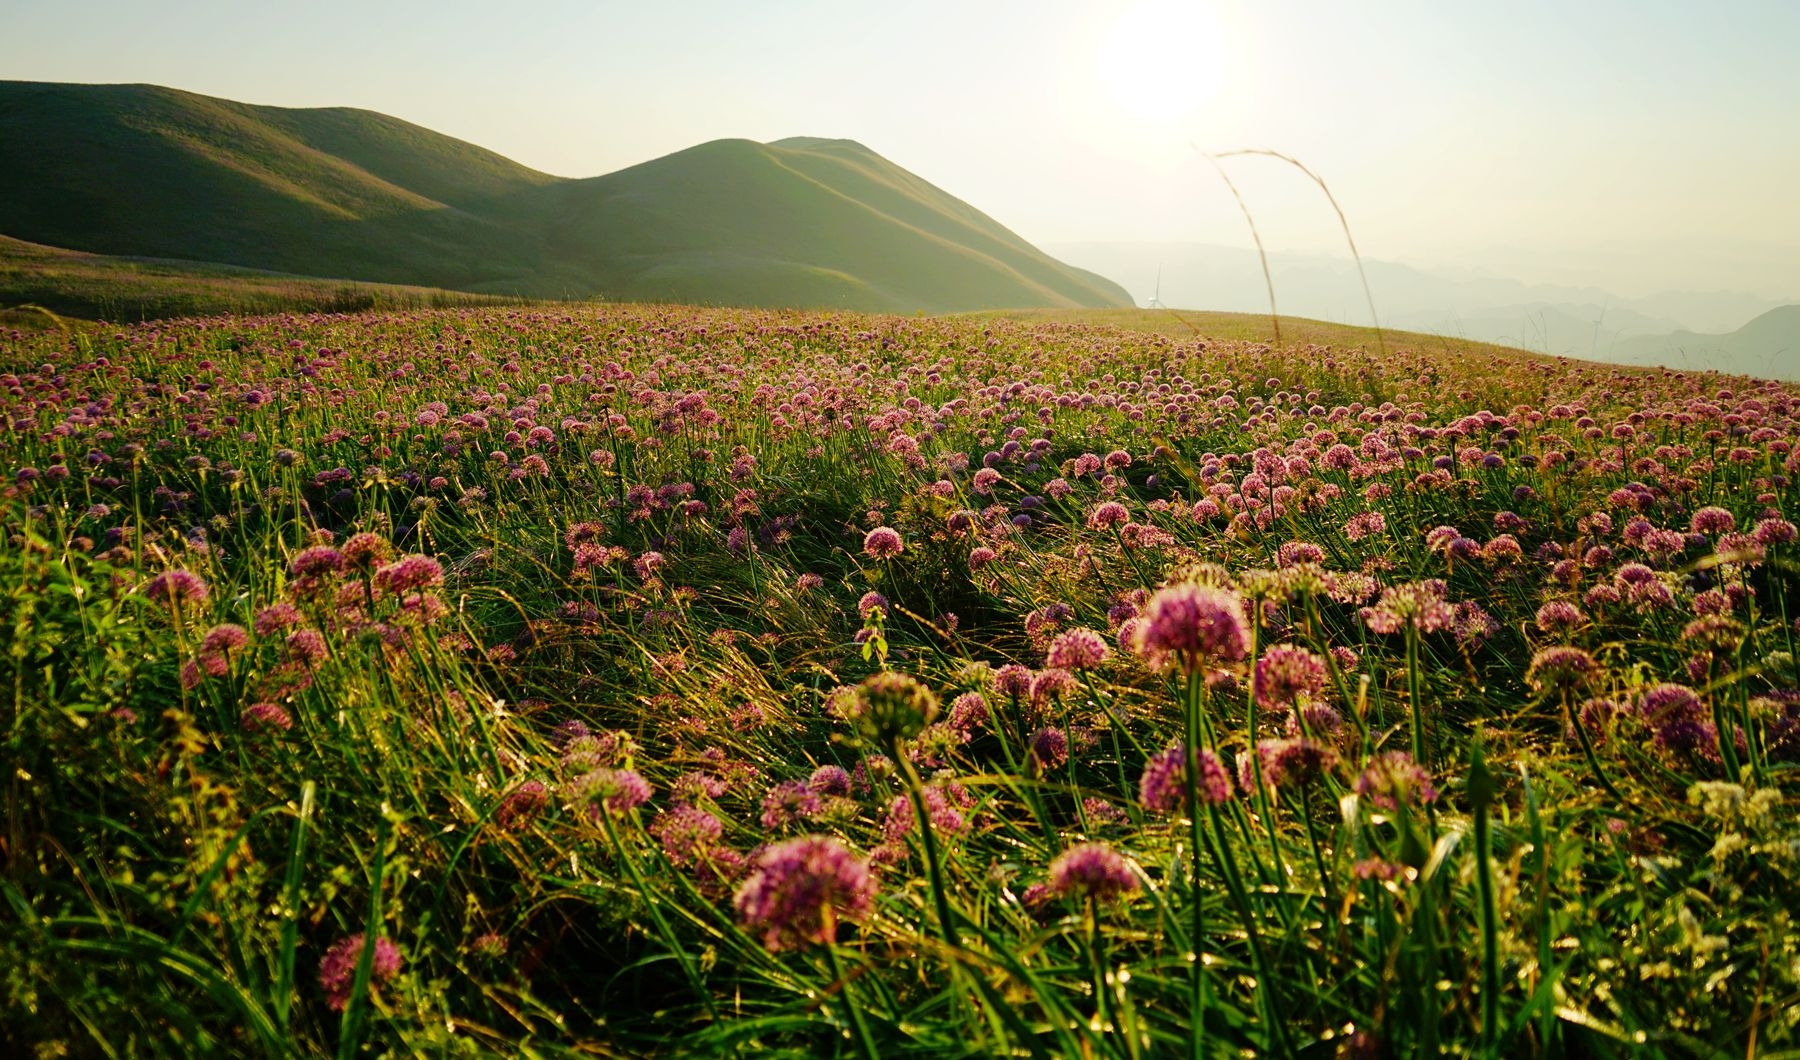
[6,0,1798,299]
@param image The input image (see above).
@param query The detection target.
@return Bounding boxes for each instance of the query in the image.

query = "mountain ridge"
[1606,305,1800,380]
[0,80,1131,314]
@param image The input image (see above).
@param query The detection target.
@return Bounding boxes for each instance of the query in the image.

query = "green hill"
[0,81,1131,314]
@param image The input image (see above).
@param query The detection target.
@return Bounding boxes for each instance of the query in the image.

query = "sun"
[1096,1,1229,126]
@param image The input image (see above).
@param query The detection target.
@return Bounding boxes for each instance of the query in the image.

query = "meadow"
[0,235,521,325]
[1,303,1795,1057]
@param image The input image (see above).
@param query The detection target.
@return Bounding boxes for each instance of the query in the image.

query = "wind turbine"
[1146,266,1165,309]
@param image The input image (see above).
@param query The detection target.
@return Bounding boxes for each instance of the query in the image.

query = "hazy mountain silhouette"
[1047,241,1792,372]
[1604,306,1800,380]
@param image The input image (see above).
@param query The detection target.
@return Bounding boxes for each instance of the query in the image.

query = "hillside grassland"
[0,235,523,322]
[0,81,1133,314]
[1,304,1797,1057]
[968,305,1565,362]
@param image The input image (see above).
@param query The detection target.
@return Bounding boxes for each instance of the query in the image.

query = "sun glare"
[1097,1,1228,126]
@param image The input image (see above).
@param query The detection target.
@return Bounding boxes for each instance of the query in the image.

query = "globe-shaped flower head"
[1132,583,1251,674]
[318,933,403,1011]
[1046,843,1138,903]
[734,835,878,951]
[862,526,904,559]
[851,671,940,744]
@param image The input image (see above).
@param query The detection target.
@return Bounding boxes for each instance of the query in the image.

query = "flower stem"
[824,931,881,1060]
[894,743,961,949]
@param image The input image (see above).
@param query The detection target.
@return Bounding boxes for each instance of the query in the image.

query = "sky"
[5,0,1799,300]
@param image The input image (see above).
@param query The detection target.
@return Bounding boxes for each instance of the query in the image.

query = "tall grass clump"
[1,303,1797,1056]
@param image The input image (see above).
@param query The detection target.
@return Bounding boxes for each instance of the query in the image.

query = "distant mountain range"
[1047,241,1799,380]
[0,81,1130,314]
[1604,306,1800,380]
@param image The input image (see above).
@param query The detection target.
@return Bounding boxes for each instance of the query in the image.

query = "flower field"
[2,304,1796,1056]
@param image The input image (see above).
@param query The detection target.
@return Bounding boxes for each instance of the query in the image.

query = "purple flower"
[1353,752,1439,810]
[634,551,665,579]
[1087,501,1130,529]
[993,664,1034,699]
[948,691,989,733]
[1344,510,1386,541]
[1753,517,1797,546]
[495,780,549,829]
[1482,535,1523,565]
[1277,541,1326,567]
[1656,717,1716,758]
[1534,601,1584,635]
[1046,843,1138,903]
[1360,580,1455,635]
[850,754,895,796]
[881,784,972,844]
[286,628,328,665]
[1639,683,1706,727]
[240,702,292,734]
[254,602,302,635]
[1525,647,1599,694]
[1139,742,1231,814]
[862,526,904,559]
[341,532,390,570]
[571,768,652,819]
[1454,601,1500,650]
[289,545,345,579]
[200,623,249,656]
[1046,628,1109,670]
[1573,697,1622,745]
[760,780,823,830]
[1253,643,1327,708]
[672,770,730,804]
[318,933,403,1011]
[142,569,209,610]
[1690,507,1735,535]
[807,765,853,797]
[857,591,888,619]
[374,554,444,596]
[1715,532,1767,567]
[1028,668,1077,707]
[650,803,725,866]
[1028,726,1069,774]
[1132,583,1250,673]
[1253,737,1338,788]
[552,720,592,748]
[734,836,877,951]
[1425,525,1463,553]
